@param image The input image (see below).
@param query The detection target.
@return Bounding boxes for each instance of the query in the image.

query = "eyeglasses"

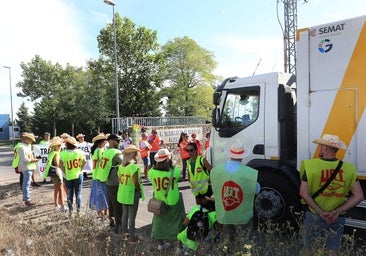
[186,148,195,152]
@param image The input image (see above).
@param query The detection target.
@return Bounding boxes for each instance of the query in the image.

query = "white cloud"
[0,0,91,117]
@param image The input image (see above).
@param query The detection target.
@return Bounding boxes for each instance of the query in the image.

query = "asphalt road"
[0,145,196,229]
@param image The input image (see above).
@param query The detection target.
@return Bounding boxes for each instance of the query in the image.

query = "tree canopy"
[15,14,217,136]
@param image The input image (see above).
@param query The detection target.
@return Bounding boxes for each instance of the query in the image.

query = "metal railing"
[112,116,207,133]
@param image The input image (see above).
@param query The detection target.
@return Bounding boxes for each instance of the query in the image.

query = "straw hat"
[123,145,140,154]
[65,137,77,146]
[92,133,107,143]
[60,133,70,139]
[23,132,36,142]
[313,134,347,150]
[229,141,249,159]
[76,133,85,139]
[154,148,171,163]
[50,137,62,148]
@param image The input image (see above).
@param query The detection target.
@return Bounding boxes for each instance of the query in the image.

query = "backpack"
[186,206,210,241]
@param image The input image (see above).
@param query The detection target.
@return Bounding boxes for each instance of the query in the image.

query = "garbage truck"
[209,15,366,230]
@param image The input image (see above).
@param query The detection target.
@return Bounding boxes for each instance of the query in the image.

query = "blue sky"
[1,0,366,118]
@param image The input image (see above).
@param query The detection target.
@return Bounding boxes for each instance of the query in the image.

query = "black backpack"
[186,206,210,241]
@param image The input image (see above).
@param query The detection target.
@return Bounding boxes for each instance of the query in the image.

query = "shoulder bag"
[147,168,174,215]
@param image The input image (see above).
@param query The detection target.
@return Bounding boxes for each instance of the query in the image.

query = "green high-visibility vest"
[117,163,144,204]
[60,149,85,180]
[187,156,209,196]
[11,142,22,168]
[97,148,121,182]
[211,162,258,225]
[91,148,104,180]
[148,166,180,206]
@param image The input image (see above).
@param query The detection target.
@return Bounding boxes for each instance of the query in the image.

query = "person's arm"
[132,171,140,190]
[299,180,330,220]
[203,158,212,172]
[330,180,364,217]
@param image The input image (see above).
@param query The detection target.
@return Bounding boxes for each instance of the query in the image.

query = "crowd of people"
[11,129,363,255]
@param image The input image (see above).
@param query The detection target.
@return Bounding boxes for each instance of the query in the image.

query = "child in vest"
[176,197,218,255]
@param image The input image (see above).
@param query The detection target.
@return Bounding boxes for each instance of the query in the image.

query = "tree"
[16,102,33,133]
[97,15,164,117]
[160,36,217,118]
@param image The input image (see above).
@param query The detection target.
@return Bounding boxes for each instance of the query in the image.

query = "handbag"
[48,166,58,177]
[147,168,174,215]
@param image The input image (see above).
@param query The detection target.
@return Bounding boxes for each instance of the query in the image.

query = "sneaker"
[62,206,69,212]
[54,205,61,211]
[158,242,171,251]
[128,236,139,243]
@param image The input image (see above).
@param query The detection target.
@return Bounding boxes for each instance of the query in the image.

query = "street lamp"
[3,66,15,147]
[104,0,120,124]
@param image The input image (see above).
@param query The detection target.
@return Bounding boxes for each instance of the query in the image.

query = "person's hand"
[325,210,339,224]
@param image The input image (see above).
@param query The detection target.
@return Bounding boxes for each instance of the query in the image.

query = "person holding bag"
[148,148,185,251]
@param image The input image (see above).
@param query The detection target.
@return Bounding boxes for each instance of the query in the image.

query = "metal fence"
[112,116,207,133]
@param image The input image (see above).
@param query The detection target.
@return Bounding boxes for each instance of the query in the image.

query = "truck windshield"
[221,86,260,129]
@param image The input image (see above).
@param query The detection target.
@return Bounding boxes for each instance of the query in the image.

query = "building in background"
[0,114,20,141]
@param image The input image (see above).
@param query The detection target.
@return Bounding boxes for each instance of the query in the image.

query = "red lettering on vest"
[119,173,130,185]
[66,159,81,170]
[99,158,108,169]
[221,181,243,211]
[154,176,175,191]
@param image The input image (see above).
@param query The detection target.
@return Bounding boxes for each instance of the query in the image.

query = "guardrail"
[112,116,207,133]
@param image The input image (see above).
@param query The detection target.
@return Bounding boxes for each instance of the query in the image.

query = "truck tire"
[254,170,302,230]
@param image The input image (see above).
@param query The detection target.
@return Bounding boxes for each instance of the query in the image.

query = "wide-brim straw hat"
[228,141,250,159]
[123,145,140,154]
[92,133,107,143]
[154,148,171,162]
[65,137,77,146]
[60,133,70,139]
[76,133,85,139]
[50,137,62,148]
[23,132,36,142]
[313,134,347,150]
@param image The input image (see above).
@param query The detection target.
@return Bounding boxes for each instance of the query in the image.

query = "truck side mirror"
[212,108,221,127]
[213,92,221,105]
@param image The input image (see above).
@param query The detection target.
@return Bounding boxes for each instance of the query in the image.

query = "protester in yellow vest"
[98,134,123,233]
[59,136,86,214]
[211,141,260,241]
[89,133,108,217]
[176,200,217,254]
[12,132,27,189]
[299,134,364,255]
[117,145,144,243]
[186,142,214,210]
[43,137,67,211]
[18,133,40,205]
[148,148,185,251]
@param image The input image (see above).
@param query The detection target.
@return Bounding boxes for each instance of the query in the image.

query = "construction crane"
[278,0,308,75]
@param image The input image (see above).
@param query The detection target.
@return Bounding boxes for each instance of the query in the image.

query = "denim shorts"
[303,210,345,250]
[142,156,150,166]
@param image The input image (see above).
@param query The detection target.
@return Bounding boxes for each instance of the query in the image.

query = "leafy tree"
[160,36,217,118]
[16,102,33,133]
[97,14,164,117]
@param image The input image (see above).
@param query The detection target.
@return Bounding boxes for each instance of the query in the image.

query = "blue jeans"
[303,210,345,251]
[22,170,33,202]
[65,174,83,212]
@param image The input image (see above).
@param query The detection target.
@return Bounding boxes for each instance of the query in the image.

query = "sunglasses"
[186,148,195,152]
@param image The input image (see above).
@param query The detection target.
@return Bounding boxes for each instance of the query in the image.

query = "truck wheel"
[254,171,302,230]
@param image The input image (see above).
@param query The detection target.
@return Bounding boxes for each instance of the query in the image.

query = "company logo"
[310,22,346,37]
[318,39,333,53]
[221,180,243,211]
